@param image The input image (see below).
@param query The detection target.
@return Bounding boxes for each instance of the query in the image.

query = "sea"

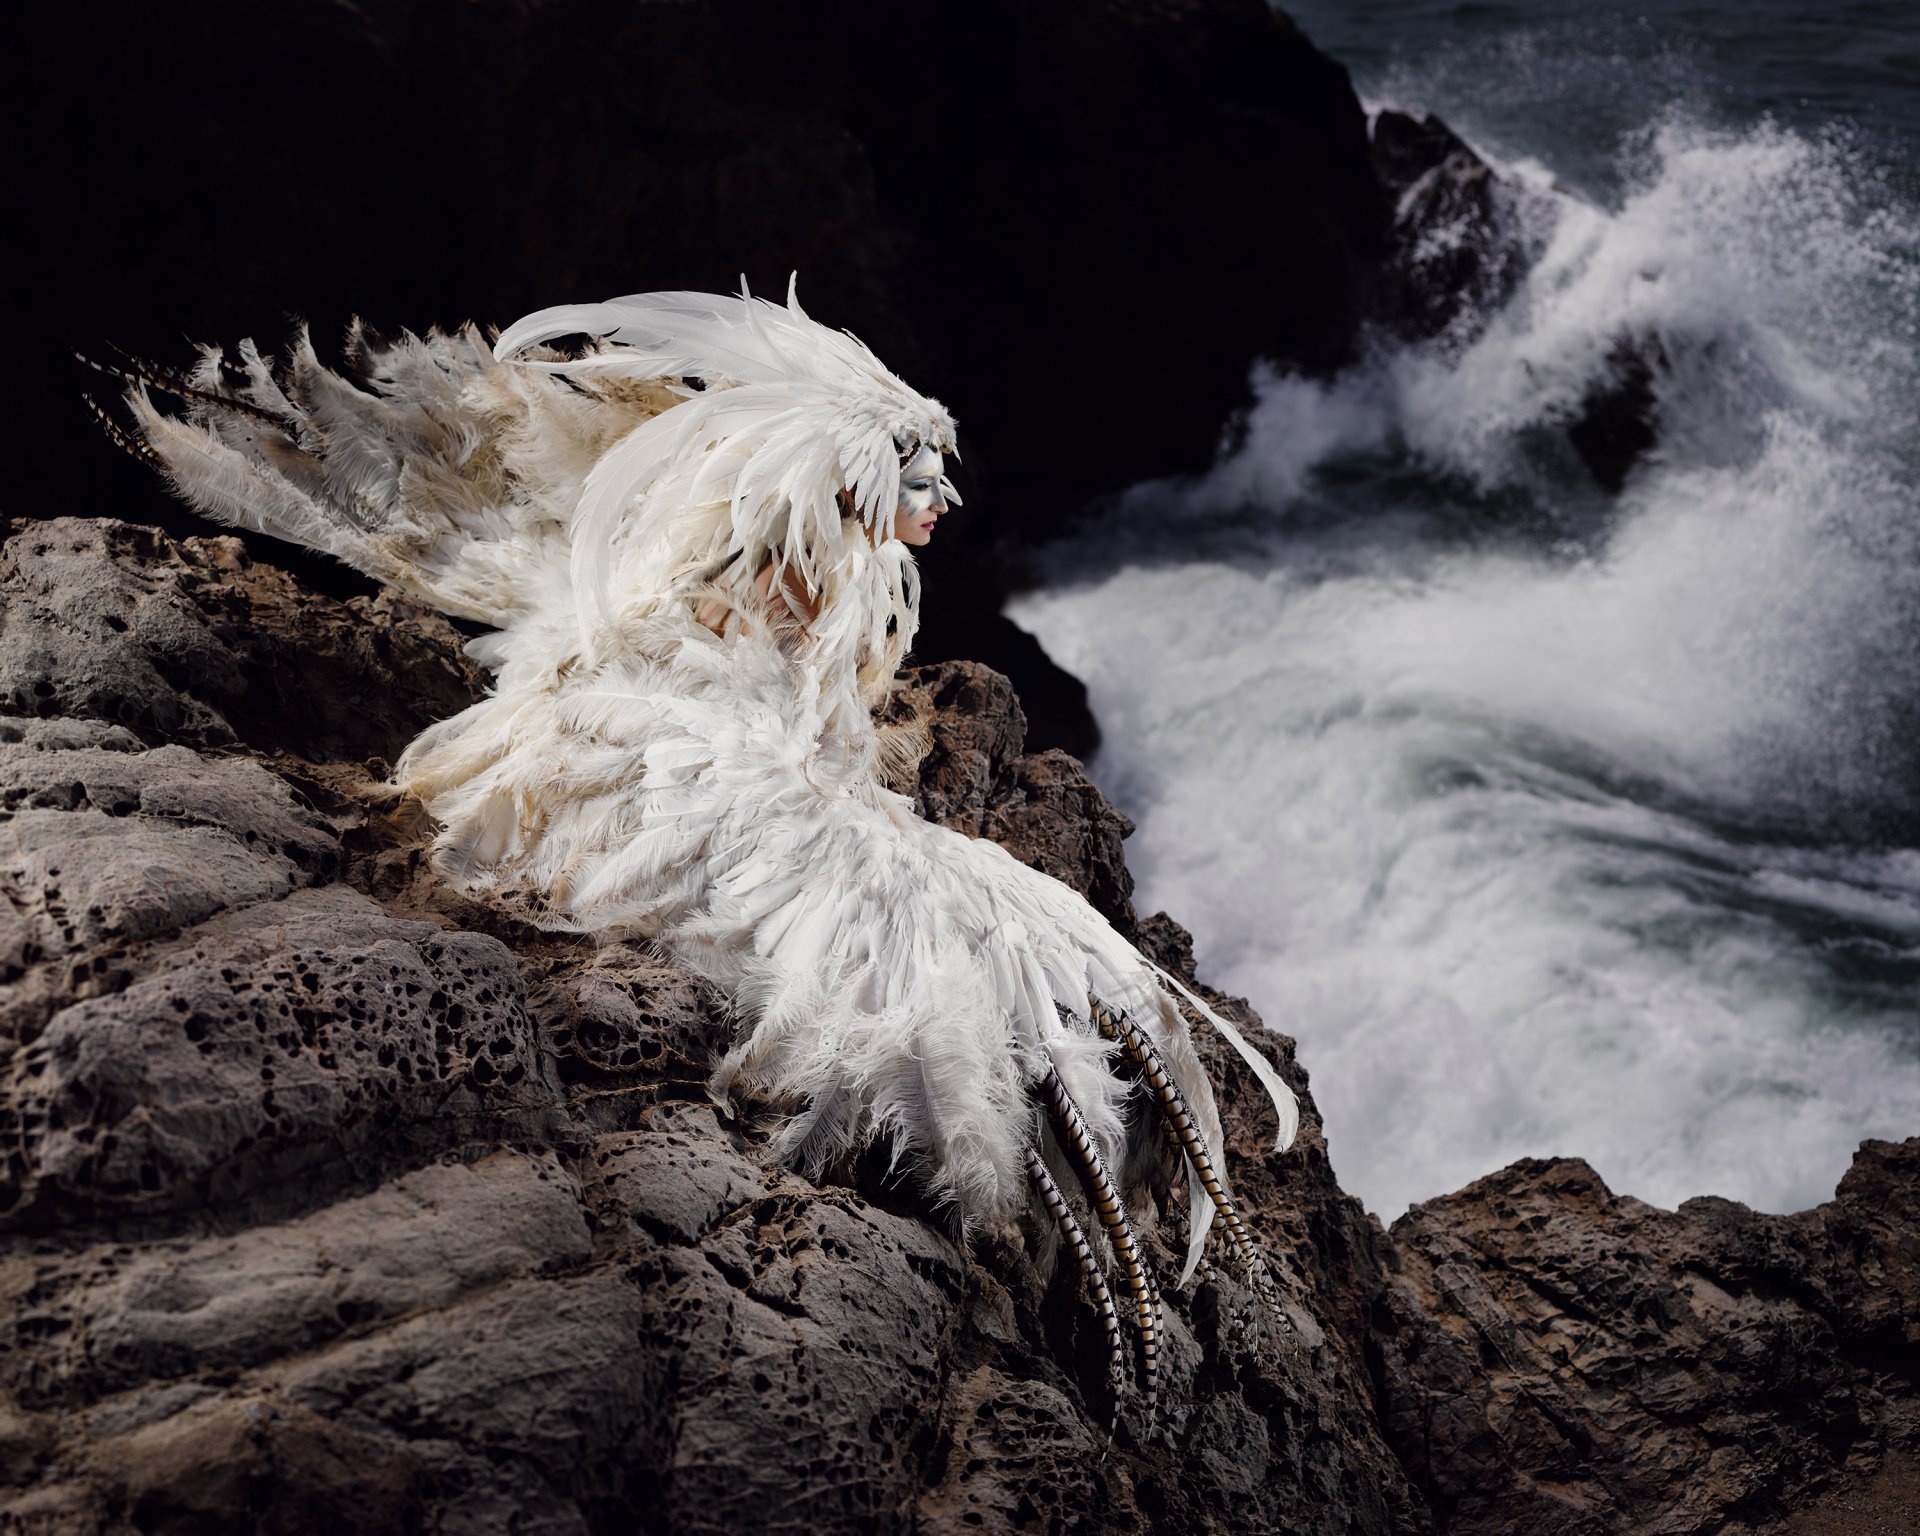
[1008,0,1920,1219]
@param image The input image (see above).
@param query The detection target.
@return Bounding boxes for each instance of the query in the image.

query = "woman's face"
[890,444,951,547]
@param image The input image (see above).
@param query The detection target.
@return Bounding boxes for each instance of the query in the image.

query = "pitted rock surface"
[7,1149,590,1405]
[3,882,559,1230]
[0,519,1422,1534]
[0,517,480,763]
[0,720,341,1000]
[0,515,1913,1536]
[1372,1146,1920,1536]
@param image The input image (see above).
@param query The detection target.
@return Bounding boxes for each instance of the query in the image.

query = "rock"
[910,604,1101,763]
[592,1103,761,1247]
[0,717,350,1055]
[636,1185,965,1534]
[1365,111,1668,491]
[1370,1143,1920,1535]
[1368,108,1534,346]
[86,1272,656,1536]
[1781,1450,1920,1536]
[3,884,562,1228]
[532,949,731,1101]
[1566,335,1666,493]
[0,517,482,764]
[902,661,1135,929]
[6,1149,590,1402]
[0,730,339,984]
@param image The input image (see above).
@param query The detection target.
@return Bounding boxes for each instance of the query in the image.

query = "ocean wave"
[1011,109,1920,1218]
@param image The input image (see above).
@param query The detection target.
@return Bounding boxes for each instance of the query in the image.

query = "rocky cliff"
[1,517,1913,1535]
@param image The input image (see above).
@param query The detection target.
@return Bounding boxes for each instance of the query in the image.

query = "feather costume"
[93,280,1300,1404]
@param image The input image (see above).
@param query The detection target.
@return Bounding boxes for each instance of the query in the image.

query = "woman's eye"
[905,481,931,491]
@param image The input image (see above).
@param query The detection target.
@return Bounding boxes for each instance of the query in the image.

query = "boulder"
[1565,335,1666,494]
[1372,1145,1920,1535]
[1368,108,1533,345]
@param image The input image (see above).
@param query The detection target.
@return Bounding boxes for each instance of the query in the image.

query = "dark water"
[1012,1,1920,1217]
[1286,0,1920,197]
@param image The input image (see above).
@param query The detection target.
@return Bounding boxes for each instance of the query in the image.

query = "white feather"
[128,281,1298,1264]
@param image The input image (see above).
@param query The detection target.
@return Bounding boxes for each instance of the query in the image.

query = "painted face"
[890,443,953,547]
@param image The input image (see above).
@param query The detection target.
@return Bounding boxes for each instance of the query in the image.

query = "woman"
[94,280,1297,1408]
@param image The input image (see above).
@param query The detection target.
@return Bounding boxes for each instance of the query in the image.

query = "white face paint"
[891,443,952,547]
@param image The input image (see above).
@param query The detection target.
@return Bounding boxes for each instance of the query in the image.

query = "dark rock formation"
[898,661,1137,931]
[21,0,1396,756]
[1565,335,1667,495]
[1373,1147,1920,1536]
[0,518,481,765]
[1367,109,1533,345]
[1365,107,1670,493]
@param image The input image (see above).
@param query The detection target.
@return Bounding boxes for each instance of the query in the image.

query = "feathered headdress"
[493,276,960,639]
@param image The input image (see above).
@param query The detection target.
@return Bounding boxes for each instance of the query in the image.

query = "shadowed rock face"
[25,0,1402,761]
[1,519,1914,1534]
[1368,109,1533,346]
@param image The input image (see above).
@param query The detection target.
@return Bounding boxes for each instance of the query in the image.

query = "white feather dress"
[114,282,1298,1284]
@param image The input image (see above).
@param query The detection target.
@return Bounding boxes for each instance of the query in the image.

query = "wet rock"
[1366,111,1668,491]
[1369,108,1534,345]
[1566,335,1666,493]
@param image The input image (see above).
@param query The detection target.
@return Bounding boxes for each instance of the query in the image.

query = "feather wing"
[117,322,680,628]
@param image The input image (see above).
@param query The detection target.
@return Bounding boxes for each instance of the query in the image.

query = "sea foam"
[1011,115,1920,1218]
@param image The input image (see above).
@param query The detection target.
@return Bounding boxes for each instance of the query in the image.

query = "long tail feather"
[78,392,163,469]
[1026,1145,1124,1431]
[1037,1060,1159,1414]
[1152,965,1300,1154]
[1093,997,1288,1331]
[77,349,298,432]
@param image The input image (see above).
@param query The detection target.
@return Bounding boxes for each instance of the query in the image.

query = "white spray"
[1012,116,1920,1218]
